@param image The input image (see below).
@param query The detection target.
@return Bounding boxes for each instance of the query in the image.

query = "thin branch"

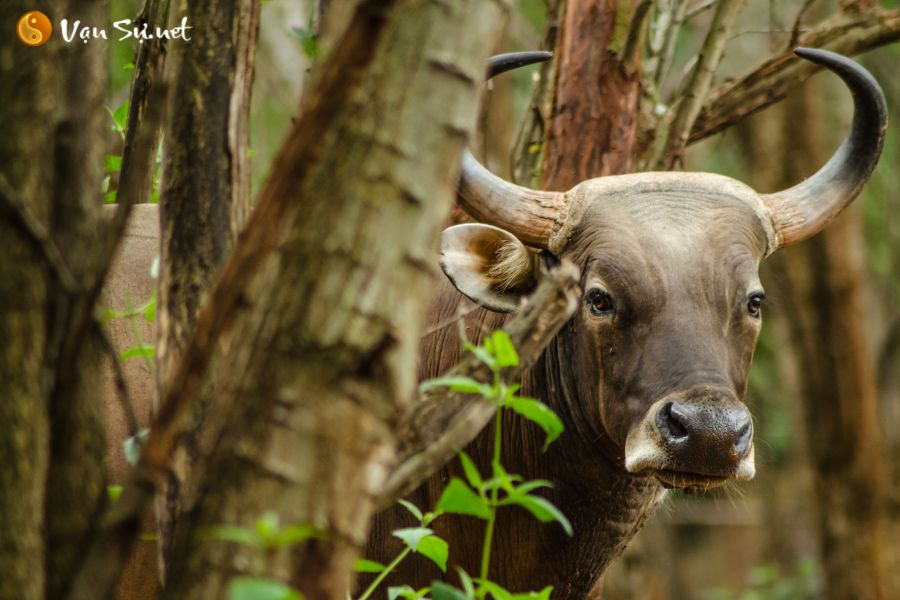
[790,0,818,48]
[65,3,395,598]
[96,321,141,439]
[624,0,654,71]
[689,7,900,144]
[380,261,581,505]
[685,0,716,21]
[657,0,690,91]
[0,174,80,292]
[654,0,747,169]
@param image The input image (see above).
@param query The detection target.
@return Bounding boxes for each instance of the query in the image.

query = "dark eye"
[587,289,616,317]
[747,292,766,318]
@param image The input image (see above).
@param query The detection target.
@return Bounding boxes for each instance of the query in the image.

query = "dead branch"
[689,7,900,144]
[381,261,581,505]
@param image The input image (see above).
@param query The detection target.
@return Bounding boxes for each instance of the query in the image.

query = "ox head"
[441,49,886,491]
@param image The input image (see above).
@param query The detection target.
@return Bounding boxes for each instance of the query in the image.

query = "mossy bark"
[156,0,261,570]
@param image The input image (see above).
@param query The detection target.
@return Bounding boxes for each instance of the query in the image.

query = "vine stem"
[358,547,411,600]
[479,378,505,589]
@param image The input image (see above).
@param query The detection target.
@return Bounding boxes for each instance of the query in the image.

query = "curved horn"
[458,52,567,250]
[761,48,887,250]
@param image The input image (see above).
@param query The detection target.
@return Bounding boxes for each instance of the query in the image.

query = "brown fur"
[364,182,771,596]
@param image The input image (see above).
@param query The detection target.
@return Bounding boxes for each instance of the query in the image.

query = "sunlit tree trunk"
[159,1,509,597]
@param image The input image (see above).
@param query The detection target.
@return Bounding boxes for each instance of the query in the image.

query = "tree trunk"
[755,81,889,600]
[158,1,509,598]
[0,1,108,598]
[541,0,642,189]
[157,0,260,571]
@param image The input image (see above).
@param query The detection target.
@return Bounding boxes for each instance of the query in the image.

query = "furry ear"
[440,224,540,312]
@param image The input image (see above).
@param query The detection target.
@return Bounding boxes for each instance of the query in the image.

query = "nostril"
[733,422,753,457]
[657,401,689,442]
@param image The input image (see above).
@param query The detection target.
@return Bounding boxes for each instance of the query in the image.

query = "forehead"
[564,173,771,273]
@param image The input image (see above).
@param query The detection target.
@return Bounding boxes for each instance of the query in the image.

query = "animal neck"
[473,335,667,592]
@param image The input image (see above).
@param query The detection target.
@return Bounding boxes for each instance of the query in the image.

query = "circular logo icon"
[17,11,52,46]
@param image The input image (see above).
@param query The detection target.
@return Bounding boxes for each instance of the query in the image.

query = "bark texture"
[155,1,509,598]
[0,1,108,598]
[157,0,260,570]
[541,0,642,189]
[0,3,55,593]
[158,0,259,385]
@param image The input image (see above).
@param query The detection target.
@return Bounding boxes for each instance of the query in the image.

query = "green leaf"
[431,582,471,600]
[105,154,122,173]
[464,343,497,371]
[418,376,491,398]
[416,535,448,572]
[118,344,155,362]
[107,485,123,502]
[204,525,261,548]
[388,586,426,600]
[273,524,325,547]
[456,568,476,598]
[144,294,157,323]
[436,478,491,520]
[228,577,302,600]
[505,397,564,450]
[475,580,512,600]
[511,479,553,496]
[397,498,424,522]
[489,331,519,368]
[510,587,553,600]
[290,27,321,58]
[458,452,483,491]
[392,527,434,551]
[103,190,117,204]
[255,511,280,542]
[502,494,572,536]
[354,559,386,574]
[122,428,149,466]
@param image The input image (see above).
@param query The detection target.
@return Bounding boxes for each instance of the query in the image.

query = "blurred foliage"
[702,558,822,600]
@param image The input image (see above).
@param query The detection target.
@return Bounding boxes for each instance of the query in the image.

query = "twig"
[654,0,747,169]
[380,261,581,505]
[0,175,80,292]
[96,321,141,438]
[624,0,653,71]
[421,303,483,338]
[790,0,818,47]
[685,0,716,21]
[689,7,900,144]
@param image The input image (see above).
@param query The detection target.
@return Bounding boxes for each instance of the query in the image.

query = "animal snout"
[653,392,753,475]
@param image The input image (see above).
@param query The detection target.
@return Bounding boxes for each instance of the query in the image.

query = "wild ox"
[103,49,885,597]
[364,48,886,596]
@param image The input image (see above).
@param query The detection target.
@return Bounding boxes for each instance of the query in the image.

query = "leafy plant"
[102,256,159,373]
[360,331,569,600]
